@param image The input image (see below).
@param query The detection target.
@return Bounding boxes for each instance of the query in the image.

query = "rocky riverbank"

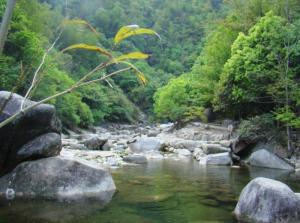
[61,121,300,172]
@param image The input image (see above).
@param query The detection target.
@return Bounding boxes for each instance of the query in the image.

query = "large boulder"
[0,157,116,202]
[199,152,232,166]
[234,177,300,223]
[0,91,61,176]
[128,137,165,153]
[247,149,294,170]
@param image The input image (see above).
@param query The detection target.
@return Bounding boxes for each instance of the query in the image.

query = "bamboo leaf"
[115,52,150,62]
[62,19,100,37]
[62,44,112,58]
[114,25,160,45]
[118,61,147,85]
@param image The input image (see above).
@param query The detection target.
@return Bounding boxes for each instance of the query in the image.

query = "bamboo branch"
[21,29,63,110]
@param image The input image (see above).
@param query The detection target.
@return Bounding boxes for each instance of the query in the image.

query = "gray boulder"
[128,137,165,153]
[202,143,230,154]
[17,133,61,160]
[0,91,61,176]
[199,152,232,166]
[0,157,116,202]
[123,155,147,164]
[248,149,294,170]
[82,136,108,150]
[234,177,300,223]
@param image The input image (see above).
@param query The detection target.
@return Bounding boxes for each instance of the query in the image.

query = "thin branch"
[21,29,64,110]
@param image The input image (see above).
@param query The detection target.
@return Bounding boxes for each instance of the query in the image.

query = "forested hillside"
[154,1,300,134]
[1,0,299,142]
[0,0,222,128]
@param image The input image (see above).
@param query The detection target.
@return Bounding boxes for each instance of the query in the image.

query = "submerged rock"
[234,177,300,223]
[199,152,232,166]
[123,154,147,164]
[248,149,294,170]
[0,91,61,176]
[0,157,116,202]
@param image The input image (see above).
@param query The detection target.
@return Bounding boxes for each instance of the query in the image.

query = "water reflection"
[0,158,298,223]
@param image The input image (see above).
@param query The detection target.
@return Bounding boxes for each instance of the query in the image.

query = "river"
[0,157,299,223]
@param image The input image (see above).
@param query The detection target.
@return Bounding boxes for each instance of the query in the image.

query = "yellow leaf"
[115,52,150,62]
[62,19,100,37]
[114,25,160,45]
[62,44,112,58]
[118,61,147,85]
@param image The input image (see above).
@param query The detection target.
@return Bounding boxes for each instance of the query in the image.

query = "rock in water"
[0,91,62,176]
[234,177,300,223]
[0,157,116,202]
[128,137,165,153]
[123,155,147,164]
[248,149,294,170]
[199,152,232,166]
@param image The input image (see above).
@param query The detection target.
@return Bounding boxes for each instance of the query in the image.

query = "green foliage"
[215,12,290,116]
[154,73,206,122]
[238,113,277,140]
[33,66,94,127]
[0,55,20,90]
[275,107,300,128]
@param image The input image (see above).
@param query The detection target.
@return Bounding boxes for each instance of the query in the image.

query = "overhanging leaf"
[118,61,147,85]
[115,52,150,62]
[62,44,112,58]
[114,25,160,45]
[62,19,100,37]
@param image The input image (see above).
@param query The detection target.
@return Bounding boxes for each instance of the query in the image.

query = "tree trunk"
[0,0,17,54]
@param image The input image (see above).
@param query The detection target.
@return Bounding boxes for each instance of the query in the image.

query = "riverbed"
[0,157,299,223]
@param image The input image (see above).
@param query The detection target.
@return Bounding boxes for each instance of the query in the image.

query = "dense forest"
[0,0,299,138]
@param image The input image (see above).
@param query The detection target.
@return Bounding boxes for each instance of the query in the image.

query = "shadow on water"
[0,158,299,223]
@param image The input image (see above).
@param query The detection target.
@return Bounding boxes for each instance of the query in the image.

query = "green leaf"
[114,25,160,45]
[115,52,150,62]
[62,19,100,37]
[61,44,112,58]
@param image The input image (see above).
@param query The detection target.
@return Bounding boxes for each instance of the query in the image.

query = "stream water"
[0,157,299,223]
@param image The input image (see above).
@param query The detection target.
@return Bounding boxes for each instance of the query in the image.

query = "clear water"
[0,158,299,223]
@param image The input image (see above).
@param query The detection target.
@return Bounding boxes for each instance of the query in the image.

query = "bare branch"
[20,29,64,110]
